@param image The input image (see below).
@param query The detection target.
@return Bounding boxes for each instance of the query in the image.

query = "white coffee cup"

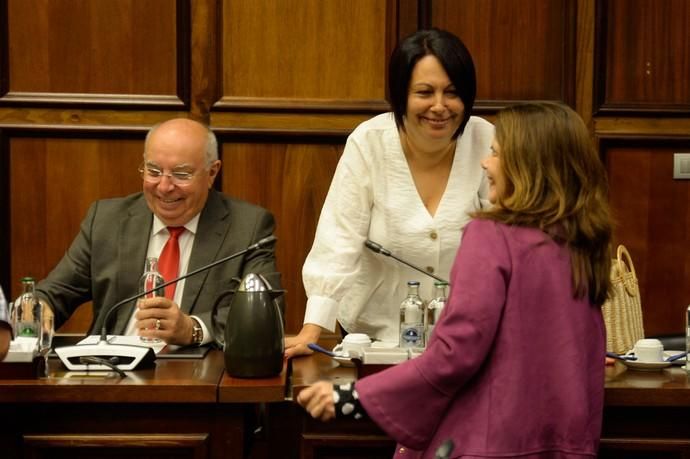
[333,333,372,358]
[632,338,664,362]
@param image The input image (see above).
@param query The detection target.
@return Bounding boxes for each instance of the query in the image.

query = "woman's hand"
[284,323,323,358]
[297,381,336,421]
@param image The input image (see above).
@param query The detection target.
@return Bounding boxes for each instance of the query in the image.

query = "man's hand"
[284,323,324,359]
[297,381,336,421]
[0,326,11,360]
[135,297,195,345]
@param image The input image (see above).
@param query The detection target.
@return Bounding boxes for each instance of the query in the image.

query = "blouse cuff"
[304,295,339,332]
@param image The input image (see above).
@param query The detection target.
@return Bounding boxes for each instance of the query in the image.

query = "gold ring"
[155,319,161,330]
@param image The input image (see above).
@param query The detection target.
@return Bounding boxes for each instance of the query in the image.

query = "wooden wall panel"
[430,0,576,106]
[2,0,187,107]
[1,0,689,340]
[604,141,690,337]
[217,0,391,111]
[9,136,143,330]
[220,141,343,334]
[597,0,690,113]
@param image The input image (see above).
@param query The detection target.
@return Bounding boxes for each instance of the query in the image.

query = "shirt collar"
[152,213,200,236]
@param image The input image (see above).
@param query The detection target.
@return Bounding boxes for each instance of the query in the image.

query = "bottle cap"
[407,280,420,286]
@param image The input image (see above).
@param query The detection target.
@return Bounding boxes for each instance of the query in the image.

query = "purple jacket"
[357,219,605,458]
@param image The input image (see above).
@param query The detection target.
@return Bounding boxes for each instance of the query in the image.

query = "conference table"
[2,337,690,458]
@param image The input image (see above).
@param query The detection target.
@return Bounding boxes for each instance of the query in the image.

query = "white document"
[78,335,167,354]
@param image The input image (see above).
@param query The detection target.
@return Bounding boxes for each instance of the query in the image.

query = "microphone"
[364,240,449,284]
[434,439,454,459]
[54,235,277,372]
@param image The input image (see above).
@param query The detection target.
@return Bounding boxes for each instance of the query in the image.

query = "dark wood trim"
[561,0,578,108]
[0,92,186,109]
[23,433,209,459]
[212,126,353,139]
[597,133,690,146]
[213,97,390,114]
[596,133,690,163]
[593,0,609,117]
[418,0,432,29]
[473,99,576,116]
[596,105,690,117]
[0,0,7,98]
[176,0,192,112]
[396,0,418,41]
[0,129,9,294]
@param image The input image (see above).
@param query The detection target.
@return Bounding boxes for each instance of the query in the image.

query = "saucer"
[664,350,686,365]
[621,359,671,371]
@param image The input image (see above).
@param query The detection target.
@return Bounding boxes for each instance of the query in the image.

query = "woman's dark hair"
[388,28,477,139]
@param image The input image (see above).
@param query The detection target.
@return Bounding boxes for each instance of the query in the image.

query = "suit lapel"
[181,191,230,314]
[112,199,153,334]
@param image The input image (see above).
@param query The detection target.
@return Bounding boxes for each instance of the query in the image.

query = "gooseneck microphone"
[99,234,277,343]
[55,235,277,372]
[364,240,449,284]
[434,439,454,459]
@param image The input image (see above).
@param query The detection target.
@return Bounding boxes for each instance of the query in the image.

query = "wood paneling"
[1,0,689,339]
[8,135,143,331]
[430,0,576,107]
[10,136,143,286]
[23,434,208,459]
[603,139,690,337]
[220,140,343,334]
[596,0,690,114]
[2,0,188,107]
[216,0,392,112]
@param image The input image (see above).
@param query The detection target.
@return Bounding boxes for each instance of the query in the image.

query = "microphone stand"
[54,235,277,372]
[364,240,449,284]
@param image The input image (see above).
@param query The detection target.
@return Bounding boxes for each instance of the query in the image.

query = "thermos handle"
[210,290,235,348]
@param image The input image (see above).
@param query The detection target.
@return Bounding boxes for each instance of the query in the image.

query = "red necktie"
[158,227,185,300]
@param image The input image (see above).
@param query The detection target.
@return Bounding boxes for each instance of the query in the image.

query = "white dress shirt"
[125,214,212,344]
[302,113,494,343]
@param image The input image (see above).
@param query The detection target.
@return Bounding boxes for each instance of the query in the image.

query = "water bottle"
[685,305,690,373]
[11,277,41,338]
[426,281,448,344]
[139,257,165,343]
[399,280,425,348]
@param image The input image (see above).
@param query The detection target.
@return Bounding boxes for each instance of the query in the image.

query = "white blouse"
[302,113,494,343]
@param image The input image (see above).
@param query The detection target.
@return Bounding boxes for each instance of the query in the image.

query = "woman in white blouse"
[285,28,494,357]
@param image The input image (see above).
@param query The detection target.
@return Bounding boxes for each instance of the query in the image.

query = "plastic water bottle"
[685,304,690,373]
[139,257,164,343]
[11,277,41,338]
[426,281,448,344]
[399,281,425,348]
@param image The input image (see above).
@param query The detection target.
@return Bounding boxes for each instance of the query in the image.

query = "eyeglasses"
[138,163,202,186]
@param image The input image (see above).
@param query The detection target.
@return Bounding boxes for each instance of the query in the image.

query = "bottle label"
[400,324,423,347]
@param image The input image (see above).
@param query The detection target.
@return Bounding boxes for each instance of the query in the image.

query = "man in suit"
[0,285,13,359]
[36,118,281,346]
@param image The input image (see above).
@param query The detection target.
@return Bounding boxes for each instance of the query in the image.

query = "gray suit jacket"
[36,190,282,340]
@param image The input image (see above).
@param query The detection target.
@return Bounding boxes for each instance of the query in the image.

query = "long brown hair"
[476,102,612,306]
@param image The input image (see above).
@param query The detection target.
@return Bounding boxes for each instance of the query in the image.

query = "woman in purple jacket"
[298,102,613,459]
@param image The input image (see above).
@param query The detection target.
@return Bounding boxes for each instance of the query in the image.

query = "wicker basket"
[602,245,645,354]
